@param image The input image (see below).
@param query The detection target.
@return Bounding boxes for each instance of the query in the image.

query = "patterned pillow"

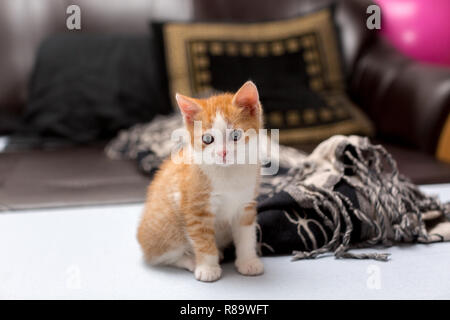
[151,7,373,144]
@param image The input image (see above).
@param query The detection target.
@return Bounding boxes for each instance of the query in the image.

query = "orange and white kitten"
[137,81,264,282]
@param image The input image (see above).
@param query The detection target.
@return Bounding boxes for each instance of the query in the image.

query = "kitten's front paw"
[235,258,264,276]
[194,265,222,282]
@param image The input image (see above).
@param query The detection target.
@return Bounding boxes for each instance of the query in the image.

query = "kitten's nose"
[217,150,227,159]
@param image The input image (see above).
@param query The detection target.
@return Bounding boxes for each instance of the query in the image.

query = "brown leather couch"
[1,0,449,211]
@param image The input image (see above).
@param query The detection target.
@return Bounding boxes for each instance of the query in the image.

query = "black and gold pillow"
[152,8,373,144]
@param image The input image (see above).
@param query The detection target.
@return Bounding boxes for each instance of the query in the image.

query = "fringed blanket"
[106,114,450,261]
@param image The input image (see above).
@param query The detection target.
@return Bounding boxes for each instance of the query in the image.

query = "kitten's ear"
[232,81,260,114]
[175,93,201,123]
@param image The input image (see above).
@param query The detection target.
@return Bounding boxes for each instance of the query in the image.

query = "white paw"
[194,264,222,282]
[235,258,264,276]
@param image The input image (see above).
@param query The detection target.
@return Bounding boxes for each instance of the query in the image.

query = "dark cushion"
[152,7,373,145]
[18,34,171,143]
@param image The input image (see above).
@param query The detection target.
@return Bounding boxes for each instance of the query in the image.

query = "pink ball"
[375,0,450,66]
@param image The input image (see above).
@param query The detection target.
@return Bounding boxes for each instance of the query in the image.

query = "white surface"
[0,184,449,300]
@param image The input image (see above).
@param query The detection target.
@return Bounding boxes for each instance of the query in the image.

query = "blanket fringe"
[292,250,391,262]
[286,137,448,261]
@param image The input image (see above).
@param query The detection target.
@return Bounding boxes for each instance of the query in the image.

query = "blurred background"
[0,0,449,211]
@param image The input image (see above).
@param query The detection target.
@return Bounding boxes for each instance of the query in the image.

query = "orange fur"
[137,81,264,281]
[240,202,257,226]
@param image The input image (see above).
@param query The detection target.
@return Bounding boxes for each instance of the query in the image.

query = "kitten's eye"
[202,133,214,144]
[230,129,243,142]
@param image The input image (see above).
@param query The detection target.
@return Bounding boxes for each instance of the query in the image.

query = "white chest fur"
[200,164,259,248]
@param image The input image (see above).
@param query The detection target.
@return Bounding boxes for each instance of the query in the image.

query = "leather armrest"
[349,39,450,154]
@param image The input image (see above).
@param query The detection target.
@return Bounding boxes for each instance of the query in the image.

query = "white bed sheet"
[1,184,449,299]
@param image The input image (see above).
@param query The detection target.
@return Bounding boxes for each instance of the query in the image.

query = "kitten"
[137,81,264,282]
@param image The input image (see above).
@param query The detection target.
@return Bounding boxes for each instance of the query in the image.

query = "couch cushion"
[1,140,449,211]
[383,142,450,185]
[152,7,374,145]
[0,145,149,211]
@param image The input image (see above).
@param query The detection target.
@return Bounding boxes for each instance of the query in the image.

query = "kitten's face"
[176,81,262,166]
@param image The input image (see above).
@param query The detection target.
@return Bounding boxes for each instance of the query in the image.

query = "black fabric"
[256,180,362,255]
[18,34,171,143]
[201,45,340,129]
